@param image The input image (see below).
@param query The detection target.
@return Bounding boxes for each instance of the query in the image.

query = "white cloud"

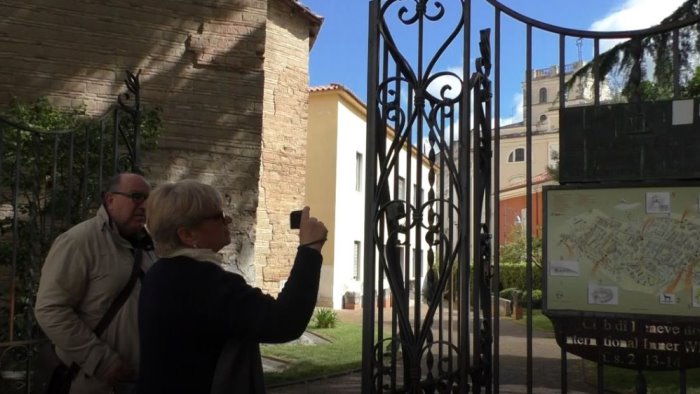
[499,93,524,126]
[426,65,464,101]
[590,0,686,51]
[447,65,464,79]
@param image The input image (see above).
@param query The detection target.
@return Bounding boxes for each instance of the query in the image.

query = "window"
[507,147,525,163]
[353,241,362,280]
[539,87,547,103]
[355,152,363,192]
[398,176,406,200]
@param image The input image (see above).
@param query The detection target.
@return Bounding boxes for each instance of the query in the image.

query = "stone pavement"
[267,307,596,393]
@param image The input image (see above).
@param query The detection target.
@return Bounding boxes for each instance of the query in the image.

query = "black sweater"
[135,247,323,394]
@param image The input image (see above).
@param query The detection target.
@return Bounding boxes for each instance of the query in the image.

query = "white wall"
[332,101,369,308]
[329,101,433,308]
[309,88,435,309]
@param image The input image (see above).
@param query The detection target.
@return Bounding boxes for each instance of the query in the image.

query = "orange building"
[498,172,554,245]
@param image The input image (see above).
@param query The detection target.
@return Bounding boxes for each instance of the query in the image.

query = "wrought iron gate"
[363,1,700,393]
[0,71,143,393]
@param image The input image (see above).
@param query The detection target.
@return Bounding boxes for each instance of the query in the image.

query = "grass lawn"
[511,309,554,332]
[582,362,700,393]
[261,321,363,386]
[262,310,556,386]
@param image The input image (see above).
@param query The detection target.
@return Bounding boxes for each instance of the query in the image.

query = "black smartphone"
[290,210,302,229]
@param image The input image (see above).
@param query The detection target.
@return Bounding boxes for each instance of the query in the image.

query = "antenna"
[576,38,583,64]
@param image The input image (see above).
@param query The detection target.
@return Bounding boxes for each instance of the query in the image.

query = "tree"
[567,0,700,102]
[500,226,542,269]
[546,150,559,182]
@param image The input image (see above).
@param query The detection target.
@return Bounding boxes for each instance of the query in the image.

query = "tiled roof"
[309,83,366,108]
[500,172,554,193]
[283,0,324,47]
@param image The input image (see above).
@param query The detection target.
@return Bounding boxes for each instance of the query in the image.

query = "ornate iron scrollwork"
[368,1,493,393]
[115,69,143,173]
[469,28,493,391]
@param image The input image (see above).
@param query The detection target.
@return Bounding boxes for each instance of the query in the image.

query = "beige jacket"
[35,206,156,394]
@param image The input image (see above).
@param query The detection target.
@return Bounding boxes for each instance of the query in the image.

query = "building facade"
[307,84,434,309]
[497,62,612,244]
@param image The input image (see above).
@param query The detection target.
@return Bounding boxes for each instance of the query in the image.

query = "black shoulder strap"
[93,248,144,337]
[65,248,144,380]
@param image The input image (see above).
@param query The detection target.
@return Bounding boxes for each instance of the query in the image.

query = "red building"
[498,172,555,245]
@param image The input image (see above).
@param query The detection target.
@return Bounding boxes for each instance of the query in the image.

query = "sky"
[299,0,686,124]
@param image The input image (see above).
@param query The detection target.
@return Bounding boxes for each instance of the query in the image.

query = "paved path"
[267,307,595,393]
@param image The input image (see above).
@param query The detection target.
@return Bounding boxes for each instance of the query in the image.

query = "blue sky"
[300,0,685,124]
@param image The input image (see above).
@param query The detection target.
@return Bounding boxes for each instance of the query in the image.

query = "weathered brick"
[0,0,318,295]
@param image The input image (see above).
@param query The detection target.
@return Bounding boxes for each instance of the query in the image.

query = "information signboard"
[544,183,700,318]
[543,183,700,370]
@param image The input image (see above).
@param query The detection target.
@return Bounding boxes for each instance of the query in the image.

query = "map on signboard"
[544,185,700,317]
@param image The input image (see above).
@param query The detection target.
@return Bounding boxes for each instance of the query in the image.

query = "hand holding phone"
[292,207,328,251]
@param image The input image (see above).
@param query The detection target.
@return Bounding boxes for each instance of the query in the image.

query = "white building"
[307,84,434,309]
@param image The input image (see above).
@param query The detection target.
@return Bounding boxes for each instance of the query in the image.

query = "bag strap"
[93,248,144,336]
[65,248,144,379]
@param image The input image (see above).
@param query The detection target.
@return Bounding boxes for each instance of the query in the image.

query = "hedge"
[498,262,542,291]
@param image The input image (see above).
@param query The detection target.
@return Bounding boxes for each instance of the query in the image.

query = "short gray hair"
[146,179,223,256]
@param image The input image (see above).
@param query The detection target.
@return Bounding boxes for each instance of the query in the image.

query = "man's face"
[104,174,151,237]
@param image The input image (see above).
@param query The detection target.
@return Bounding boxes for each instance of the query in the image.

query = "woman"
[135,180,327,393]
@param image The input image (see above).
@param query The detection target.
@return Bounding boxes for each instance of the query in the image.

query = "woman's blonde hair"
[146,179,223,256]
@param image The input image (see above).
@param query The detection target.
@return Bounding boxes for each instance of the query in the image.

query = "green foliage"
[622,79,674,102]
[546,151,559,182]
[567,1,700,103]
[499,287,520,301]
[498,263,543,291]
[312,308,338,329]
[512,309,555,332]
[0,97,162,342]
[262,321,362,385]
[583,362,700,393]
[514,289,542,308]
[686,66,700,97]
[499,288,542,308]
[500,227,542,269]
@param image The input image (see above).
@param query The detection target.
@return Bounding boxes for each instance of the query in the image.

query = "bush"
[313,308,338,329]
[499,287,520,300]
[499,263,542,291]
[514,289,542,309]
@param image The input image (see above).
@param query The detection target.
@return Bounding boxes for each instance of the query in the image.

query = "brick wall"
[0,0,317,283]
[255,0,311,294]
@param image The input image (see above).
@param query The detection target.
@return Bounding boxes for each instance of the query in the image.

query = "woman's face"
[191,210,232,252]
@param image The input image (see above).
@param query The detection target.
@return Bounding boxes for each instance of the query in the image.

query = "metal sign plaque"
[551,316,700,370]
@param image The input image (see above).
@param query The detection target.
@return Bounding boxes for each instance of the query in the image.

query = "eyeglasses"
[111,191,149,203]
[202,211,229,223]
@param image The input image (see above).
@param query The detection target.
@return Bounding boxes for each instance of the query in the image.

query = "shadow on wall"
[0,0,268,274]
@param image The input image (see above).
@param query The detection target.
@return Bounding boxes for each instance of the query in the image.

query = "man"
[35,172,156,393]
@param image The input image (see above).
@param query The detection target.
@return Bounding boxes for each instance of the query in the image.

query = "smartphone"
[290,210,302,229]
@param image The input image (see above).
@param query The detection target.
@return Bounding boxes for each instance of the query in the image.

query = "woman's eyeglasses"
[111,191,149,203]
